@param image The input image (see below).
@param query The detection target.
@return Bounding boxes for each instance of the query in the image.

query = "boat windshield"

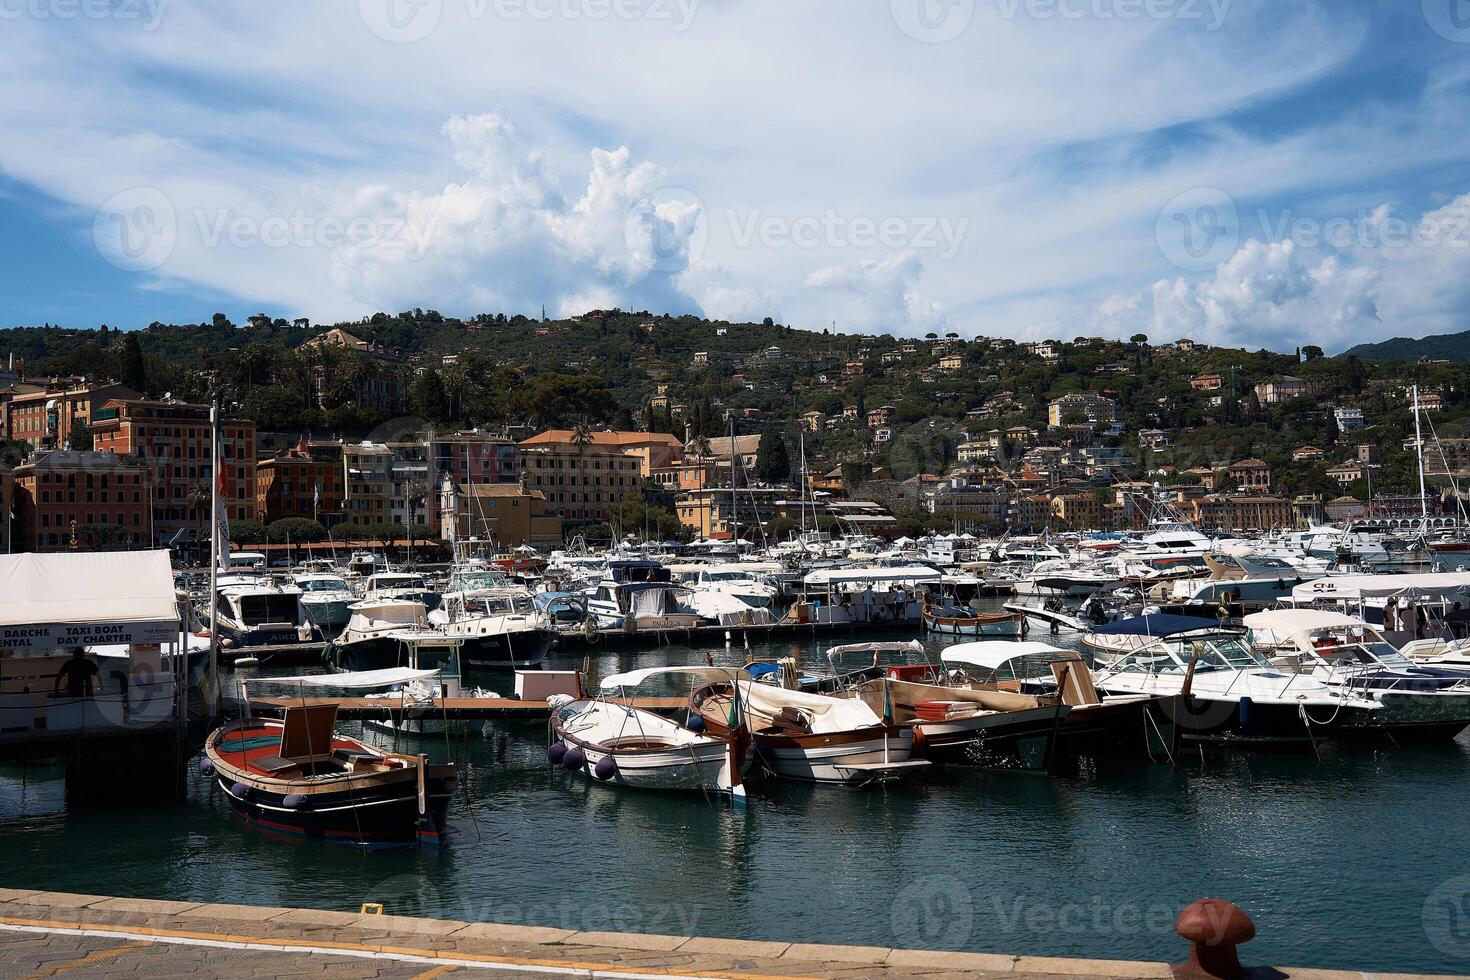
[300,577,349,593]
[1313,640,1411,668]
[1117,635,1267,674]
[454,570,508,590]
[467,594,531,616]
[374,575,426,589]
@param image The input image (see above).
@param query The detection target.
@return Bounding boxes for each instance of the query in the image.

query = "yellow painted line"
[24,939,151,978]
[0,917,822,980]
[413,967,459,980]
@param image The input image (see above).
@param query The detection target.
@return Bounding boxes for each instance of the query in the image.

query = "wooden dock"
[246,695,688,720]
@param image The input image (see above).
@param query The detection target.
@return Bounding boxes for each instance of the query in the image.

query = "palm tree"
[187,483,212,550]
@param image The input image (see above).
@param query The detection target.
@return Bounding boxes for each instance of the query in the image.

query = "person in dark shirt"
[54,648,101,698]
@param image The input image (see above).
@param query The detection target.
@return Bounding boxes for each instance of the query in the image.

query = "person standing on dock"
[53,648,101,700]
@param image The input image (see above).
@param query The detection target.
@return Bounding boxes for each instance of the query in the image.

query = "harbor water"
[3,629,1469,975]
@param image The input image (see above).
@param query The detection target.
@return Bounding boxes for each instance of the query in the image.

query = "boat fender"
[686,713,706,733]
[282,794,308,810]
[547,743,568,765]
[230,781,252,800]
[594,756,617,780]
[562,747,587,770]
[198,758,214,775]
[1238,696,1252,727]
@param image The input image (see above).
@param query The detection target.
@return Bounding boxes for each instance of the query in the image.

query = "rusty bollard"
[1172,898,1256,979]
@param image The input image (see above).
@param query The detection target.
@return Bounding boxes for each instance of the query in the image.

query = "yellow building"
[439,478,563,547]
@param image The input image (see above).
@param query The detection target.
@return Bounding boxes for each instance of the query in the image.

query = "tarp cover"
[1090,613,1224,637]
[1291,573,1470,601]
[252,667,442,689]
[0,550,178,638]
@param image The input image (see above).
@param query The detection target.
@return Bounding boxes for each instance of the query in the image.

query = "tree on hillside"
[410,369,451,424]
[119,332,148,393]
[754,428,790,482]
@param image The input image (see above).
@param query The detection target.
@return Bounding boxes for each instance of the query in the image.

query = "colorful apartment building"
[255,441,347,527]
[10,450,153,551]
[91,398,257,544]
[3,380,139,450]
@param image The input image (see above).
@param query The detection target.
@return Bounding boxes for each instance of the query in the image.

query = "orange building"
[91,399,257,545]
[255,442,346,527]
[11,450,152,552]
[2,380,139,450]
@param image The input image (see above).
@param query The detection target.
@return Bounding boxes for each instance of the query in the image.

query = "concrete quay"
[0,889,1459,980]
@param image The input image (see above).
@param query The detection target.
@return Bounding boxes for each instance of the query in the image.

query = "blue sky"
[2,0,1469,351]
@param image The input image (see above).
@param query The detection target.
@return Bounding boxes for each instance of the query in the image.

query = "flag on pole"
[214,412,230,562]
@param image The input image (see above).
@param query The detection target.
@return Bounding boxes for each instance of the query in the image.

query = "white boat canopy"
[940,640,1074,671]
[1291,572,1470,601]
[824,640,926,658]
[1242,610,1368,634]
[0,550,180,647]
[248,667,443,689]
[803,565,942,587]
[598,665,749,691]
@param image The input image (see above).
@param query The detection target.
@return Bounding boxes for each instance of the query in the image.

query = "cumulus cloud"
[803,252,948,335]
[1127,194,1470,351]
[3,0,1470,345]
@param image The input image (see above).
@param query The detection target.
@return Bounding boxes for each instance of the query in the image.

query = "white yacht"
[292,572,356,630]
[1090,618,1381,746]
[430,588,555,669]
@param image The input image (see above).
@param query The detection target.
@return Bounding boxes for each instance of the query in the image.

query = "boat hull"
[456,628,555,670]
[215,774,454,846]
[915,704,1066,770]
[923,608,1025,637]
[1152,693,1380,747]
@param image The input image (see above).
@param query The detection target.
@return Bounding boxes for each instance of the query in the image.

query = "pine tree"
[119,332,147,393]
[754,428,790,483]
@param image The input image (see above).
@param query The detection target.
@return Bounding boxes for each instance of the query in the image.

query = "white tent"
[0,550,179,648]
[1291,572,1470,602]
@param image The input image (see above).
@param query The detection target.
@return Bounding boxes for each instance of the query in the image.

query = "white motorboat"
[692,676,929,786]
[430,588,555,669]
[1243,609,1470,738]
[584,560,701,631]
[293,572,356,630]
[1089,616,1381,747]
[327,599,460,674]
[550,666,752,802]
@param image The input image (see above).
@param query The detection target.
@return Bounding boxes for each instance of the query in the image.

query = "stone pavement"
[0,889,1457,980]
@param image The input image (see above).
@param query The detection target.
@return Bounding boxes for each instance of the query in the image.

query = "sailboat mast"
[729,416,738,551]
[798,431,807,536]
[207,396,221,712]
[1414,384,1428,521]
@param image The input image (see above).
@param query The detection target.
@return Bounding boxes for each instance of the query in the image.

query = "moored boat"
[922,603,1025,637]
[692,676,929,786]
[550,666,751,802]
[204,702,455,847]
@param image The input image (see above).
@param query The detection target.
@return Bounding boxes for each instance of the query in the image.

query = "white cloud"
[1,0,1468,347]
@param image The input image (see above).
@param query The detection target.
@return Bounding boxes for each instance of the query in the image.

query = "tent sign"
[0,620,178,649]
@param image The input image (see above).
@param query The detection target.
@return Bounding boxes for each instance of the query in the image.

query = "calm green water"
[4,629,1470,975]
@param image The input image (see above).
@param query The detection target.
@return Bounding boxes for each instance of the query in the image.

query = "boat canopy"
[824,640,926,658]
[0,550,180,646]
[598,665,748,691]
[1242,610,1367,634]
[1091,613,1225,637]
[247,667,443,689]
[1291,572,1470,601]
[940,641,1072,671]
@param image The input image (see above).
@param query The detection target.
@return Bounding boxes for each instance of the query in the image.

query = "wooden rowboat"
[923,604,1026,637]
[204,703,455,847]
